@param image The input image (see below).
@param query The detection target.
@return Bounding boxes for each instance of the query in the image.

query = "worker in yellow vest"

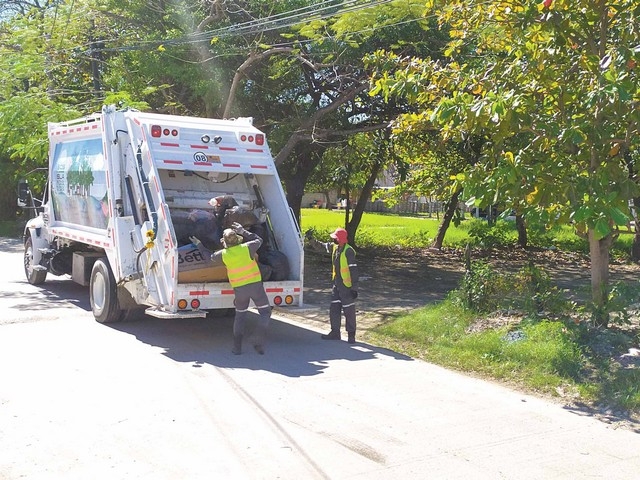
[305,227,359,343]
[192,221,271,355]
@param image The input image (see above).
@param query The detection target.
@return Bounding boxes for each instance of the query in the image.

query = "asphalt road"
[1,237,639,480]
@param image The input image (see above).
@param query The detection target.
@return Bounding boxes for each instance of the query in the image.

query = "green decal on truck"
[51,138,109,229]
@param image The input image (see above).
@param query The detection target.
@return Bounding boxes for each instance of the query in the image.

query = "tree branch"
[223,47,310,118]
[196,0,226,32]
[273,83,372,166]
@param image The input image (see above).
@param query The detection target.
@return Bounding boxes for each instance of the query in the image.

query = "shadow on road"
[1,278,88,314]
[0,236,23,253]
[108,312,413,378]
[562,402,640,434]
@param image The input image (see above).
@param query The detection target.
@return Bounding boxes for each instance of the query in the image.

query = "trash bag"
[210,195,238,209]
[188,209,223,250]
[223,206,259,228]
[210,195,238,224]
[172,209,222,250]
[172,210,195,246]
[260,250,289,281]
[258,262,273,282]
[248,223,272,254]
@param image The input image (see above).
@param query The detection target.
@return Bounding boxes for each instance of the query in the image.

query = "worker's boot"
[347,332,356,344]
[253,326,267,355]
[232,334,243,355]
[321,330,340,340]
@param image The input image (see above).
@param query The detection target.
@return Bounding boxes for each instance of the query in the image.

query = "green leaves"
[374,0,639,233]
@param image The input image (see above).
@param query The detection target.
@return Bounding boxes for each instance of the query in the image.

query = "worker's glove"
[189,236,202,247]
[351,289,358,300]
[304,229,314,240]
[231,222,244,234]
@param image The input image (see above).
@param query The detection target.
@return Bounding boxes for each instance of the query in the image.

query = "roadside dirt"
[290,244,640,331]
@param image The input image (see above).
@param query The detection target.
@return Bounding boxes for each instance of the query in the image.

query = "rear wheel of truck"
[90,259,122,323]
[24,237,47,285]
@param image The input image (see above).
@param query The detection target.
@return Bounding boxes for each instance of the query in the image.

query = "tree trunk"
[515,214,527,248]
[344,183,351,231]
[322,190,331,209]
[346,160,385,247]
[285,176,306,226]
[589,229,613,328]
[631,197,640,261]
[281,146,323,225]
[432,188,462,250]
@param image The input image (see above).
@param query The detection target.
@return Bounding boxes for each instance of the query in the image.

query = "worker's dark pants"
[329,284,356,333]
[233,282,271,336]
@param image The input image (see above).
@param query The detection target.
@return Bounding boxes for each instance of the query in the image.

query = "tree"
[318,131,394,245]
[100,0,413,227]
[1,0,447,235]
[371,0,640,327]
[0,0,134,219]
[371,129,486,250]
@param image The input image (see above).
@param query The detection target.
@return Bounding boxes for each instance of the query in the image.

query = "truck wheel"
[90,259,122,323]
[24,237,47,285]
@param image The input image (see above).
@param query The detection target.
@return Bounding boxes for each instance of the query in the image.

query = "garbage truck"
[18,105,304,323]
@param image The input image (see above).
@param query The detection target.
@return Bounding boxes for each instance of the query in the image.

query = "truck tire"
[90,259,122,323]
[24,237,47,285]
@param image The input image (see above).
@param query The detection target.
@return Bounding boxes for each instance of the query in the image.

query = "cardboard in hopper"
[177,244,228,283]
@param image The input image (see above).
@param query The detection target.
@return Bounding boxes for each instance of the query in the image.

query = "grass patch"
[301,208,633,254]
[370,303,585,398]
[301,209,470,248]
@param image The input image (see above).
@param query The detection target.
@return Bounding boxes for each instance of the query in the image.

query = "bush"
[453,261,506,313]
[452,260,568,316]
[465,219,517,249]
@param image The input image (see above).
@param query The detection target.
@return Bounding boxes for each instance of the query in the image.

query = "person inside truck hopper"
[191,221,271,355]
[305,227,359,344]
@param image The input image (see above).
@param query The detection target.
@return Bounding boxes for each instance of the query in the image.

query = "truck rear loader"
[18,105,304,322]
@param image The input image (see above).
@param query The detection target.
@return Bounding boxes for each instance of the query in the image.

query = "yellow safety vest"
[332,244,354,288]
[222,244,262,288]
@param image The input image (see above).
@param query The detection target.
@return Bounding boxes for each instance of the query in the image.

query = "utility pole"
[88,21,103,95]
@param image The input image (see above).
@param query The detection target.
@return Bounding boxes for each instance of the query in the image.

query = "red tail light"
[255,134,264,146]
[151,125,162,138]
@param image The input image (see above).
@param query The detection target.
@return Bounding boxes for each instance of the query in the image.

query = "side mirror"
[17,179,30,208]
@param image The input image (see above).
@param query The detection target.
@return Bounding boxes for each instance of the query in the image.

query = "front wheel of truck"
[24,237,47,285]
[90,259,122,323]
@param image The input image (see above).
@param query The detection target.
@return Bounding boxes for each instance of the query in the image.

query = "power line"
[185,0,393,43]
[95,0,397,53]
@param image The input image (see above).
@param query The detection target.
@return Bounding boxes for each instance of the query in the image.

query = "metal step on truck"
[18,105,304,323]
